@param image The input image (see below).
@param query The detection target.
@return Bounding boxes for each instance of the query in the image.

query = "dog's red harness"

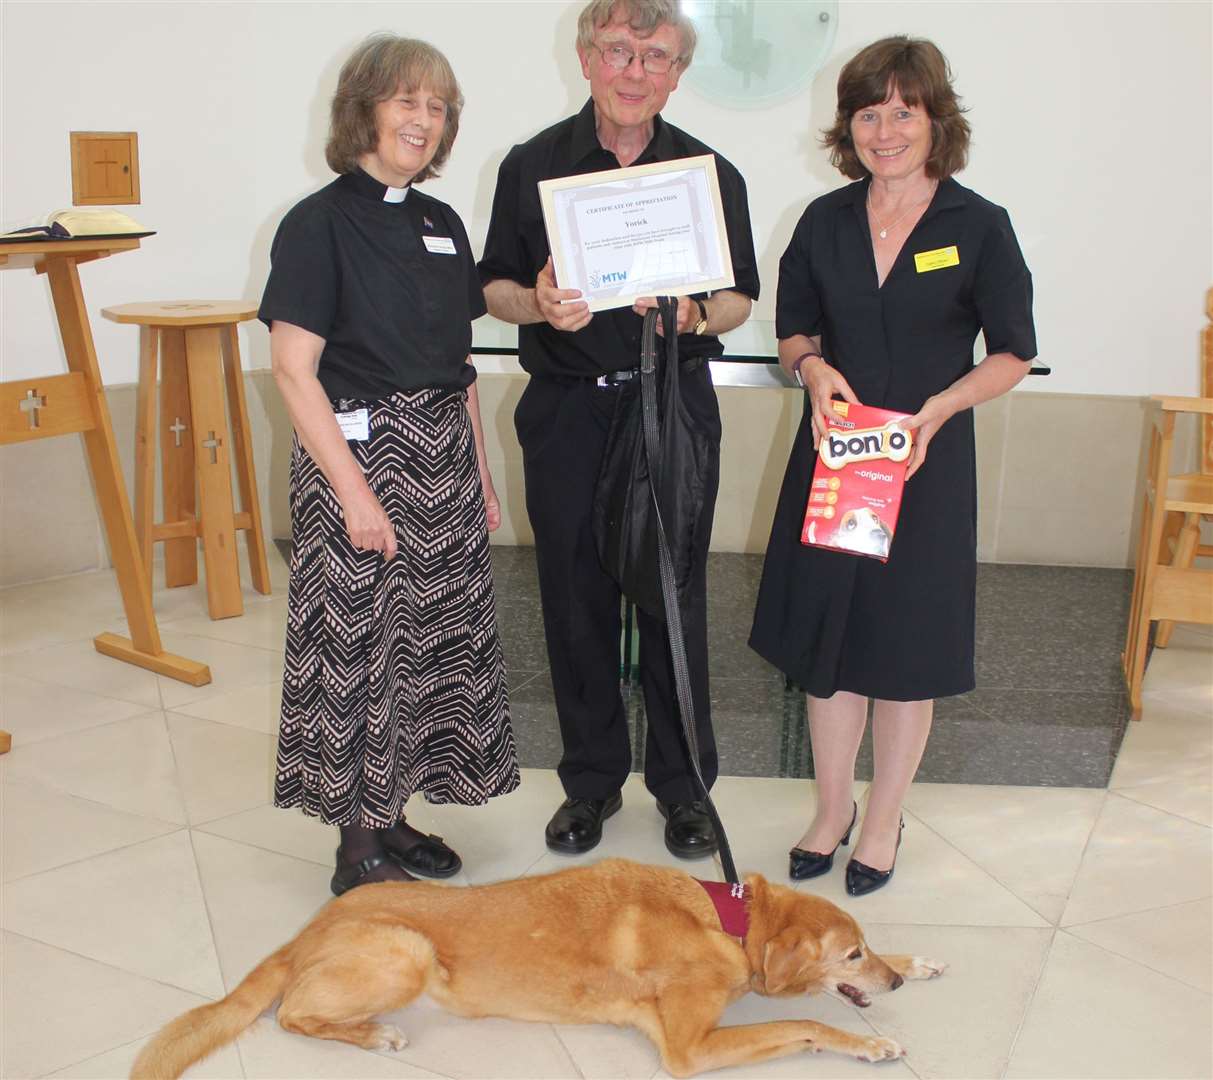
[696,879,751,941]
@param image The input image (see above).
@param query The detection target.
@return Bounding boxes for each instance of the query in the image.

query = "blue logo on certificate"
[588,269,627,289]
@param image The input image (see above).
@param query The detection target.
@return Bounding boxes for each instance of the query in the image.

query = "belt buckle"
[598,369,637,387]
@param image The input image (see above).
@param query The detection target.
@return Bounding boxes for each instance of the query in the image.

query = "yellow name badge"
[914,245,960,273]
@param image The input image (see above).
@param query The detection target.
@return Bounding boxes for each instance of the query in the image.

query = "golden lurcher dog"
[132,858,946,1078]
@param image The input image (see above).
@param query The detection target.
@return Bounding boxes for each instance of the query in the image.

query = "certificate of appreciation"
[538,155,735,313]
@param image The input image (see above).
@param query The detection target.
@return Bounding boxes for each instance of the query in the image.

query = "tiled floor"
[1,545,1210,1079]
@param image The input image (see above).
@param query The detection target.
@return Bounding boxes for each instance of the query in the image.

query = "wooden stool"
[1155,287,1213,648]
[102,300,271,619]
[1122,395,1213,717]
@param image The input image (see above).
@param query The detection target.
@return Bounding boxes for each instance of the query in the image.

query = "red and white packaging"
[801,401,913,563]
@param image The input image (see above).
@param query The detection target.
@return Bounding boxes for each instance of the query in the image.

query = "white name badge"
[422,235,457,255]
[335,408,369,442]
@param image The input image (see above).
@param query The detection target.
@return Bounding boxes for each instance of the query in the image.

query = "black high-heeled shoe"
[788,801,858,881]
[845,817,905,897]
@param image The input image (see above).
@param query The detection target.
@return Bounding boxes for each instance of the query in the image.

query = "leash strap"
[640,298,739,886]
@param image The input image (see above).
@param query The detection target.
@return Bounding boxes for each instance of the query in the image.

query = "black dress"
[749,177,1037,701]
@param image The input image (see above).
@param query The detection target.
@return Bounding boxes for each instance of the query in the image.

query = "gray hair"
[576,0,697,67]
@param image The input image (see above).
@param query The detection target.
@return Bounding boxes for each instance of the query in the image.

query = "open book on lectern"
[0,208,154,242]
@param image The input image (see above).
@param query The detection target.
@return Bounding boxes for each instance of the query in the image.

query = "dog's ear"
[761,928,821,995]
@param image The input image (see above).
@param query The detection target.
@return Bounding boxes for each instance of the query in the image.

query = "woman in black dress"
[750,37,1037,895]
[260,35,519,895]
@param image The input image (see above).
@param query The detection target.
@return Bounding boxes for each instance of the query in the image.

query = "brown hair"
[822,36,970,181]
[325,34,463,182]
[576,0,697,67]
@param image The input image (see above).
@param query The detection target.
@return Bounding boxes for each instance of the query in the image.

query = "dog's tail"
[130,947,291,1079]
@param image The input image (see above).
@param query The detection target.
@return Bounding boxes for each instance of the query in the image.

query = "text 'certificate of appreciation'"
[538,155,735,313]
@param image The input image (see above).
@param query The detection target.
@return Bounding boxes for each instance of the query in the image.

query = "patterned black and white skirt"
[275,387,519,826]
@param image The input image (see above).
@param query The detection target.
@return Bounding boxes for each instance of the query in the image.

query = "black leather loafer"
[788,801,858,881]
[382,831,463,879]
[330,850,412,897]
[656,800,718,859]
[845,818,905,897]
[545,793,623,854]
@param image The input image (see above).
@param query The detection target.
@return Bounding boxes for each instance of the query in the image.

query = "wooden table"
[0,238,211,753]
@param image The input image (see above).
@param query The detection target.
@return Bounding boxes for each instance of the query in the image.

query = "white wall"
[2,0,1209,398]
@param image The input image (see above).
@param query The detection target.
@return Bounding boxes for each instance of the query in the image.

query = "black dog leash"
[639,297,739,886]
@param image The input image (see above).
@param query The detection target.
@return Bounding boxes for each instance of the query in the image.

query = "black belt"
[597,356,704,387]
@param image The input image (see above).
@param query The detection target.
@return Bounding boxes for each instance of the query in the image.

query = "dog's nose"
[890,973,904,991]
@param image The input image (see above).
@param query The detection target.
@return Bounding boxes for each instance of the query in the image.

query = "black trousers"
[514,370,720,804]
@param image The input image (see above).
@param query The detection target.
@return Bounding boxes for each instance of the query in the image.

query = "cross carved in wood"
[201,431,222,465]
[18,389,46,430]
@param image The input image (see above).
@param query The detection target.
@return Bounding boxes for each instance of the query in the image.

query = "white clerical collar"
[383,184,409,204]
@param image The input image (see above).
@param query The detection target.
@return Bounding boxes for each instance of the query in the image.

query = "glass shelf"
[471,317,1051,386]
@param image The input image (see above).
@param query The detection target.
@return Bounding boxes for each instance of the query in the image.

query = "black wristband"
[791,351,823,387]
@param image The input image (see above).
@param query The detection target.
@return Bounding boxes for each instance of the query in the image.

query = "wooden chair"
[1155,286,1213,648]
[1122,391,1213,718]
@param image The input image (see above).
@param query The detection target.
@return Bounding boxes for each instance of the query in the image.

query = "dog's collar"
[696,879,751,941]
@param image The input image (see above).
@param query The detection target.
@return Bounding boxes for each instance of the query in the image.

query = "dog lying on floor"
[131,858,945,1078]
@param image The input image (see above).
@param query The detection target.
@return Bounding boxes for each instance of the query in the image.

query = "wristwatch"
[692,298,709,336]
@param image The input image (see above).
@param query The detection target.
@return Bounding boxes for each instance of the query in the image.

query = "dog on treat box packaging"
[132,859,945,1078]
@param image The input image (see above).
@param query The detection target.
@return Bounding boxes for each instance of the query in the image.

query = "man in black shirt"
[478,0,759,859]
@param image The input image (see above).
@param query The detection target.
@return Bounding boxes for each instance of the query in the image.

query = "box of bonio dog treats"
[801,400,913,563]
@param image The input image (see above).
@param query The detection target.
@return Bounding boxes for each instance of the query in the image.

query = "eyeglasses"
[593,42,679,75]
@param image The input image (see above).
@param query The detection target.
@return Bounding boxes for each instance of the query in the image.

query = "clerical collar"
[345,167,411,204]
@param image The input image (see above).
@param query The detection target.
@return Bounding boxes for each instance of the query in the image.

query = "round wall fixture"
[681,1,838,109]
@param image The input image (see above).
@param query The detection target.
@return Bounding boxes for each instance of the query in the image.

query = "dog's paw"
[856,1036,904,1063]
[905,956,947,979]
[370,1024,409,1052]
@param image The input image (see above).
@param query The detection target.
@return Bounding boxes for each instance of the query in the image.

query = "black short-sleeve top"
[775,177,1036,413]
[258,168,485,400]
[477,99,760,378]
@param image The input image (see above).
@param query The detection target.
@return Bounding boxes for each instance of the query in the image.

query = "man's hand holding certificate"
[539,155,735,314]
[533,256,593,333]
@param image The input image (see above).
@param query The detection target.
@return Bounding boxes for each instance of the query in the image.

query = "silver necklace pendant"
[869,181,937,243]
